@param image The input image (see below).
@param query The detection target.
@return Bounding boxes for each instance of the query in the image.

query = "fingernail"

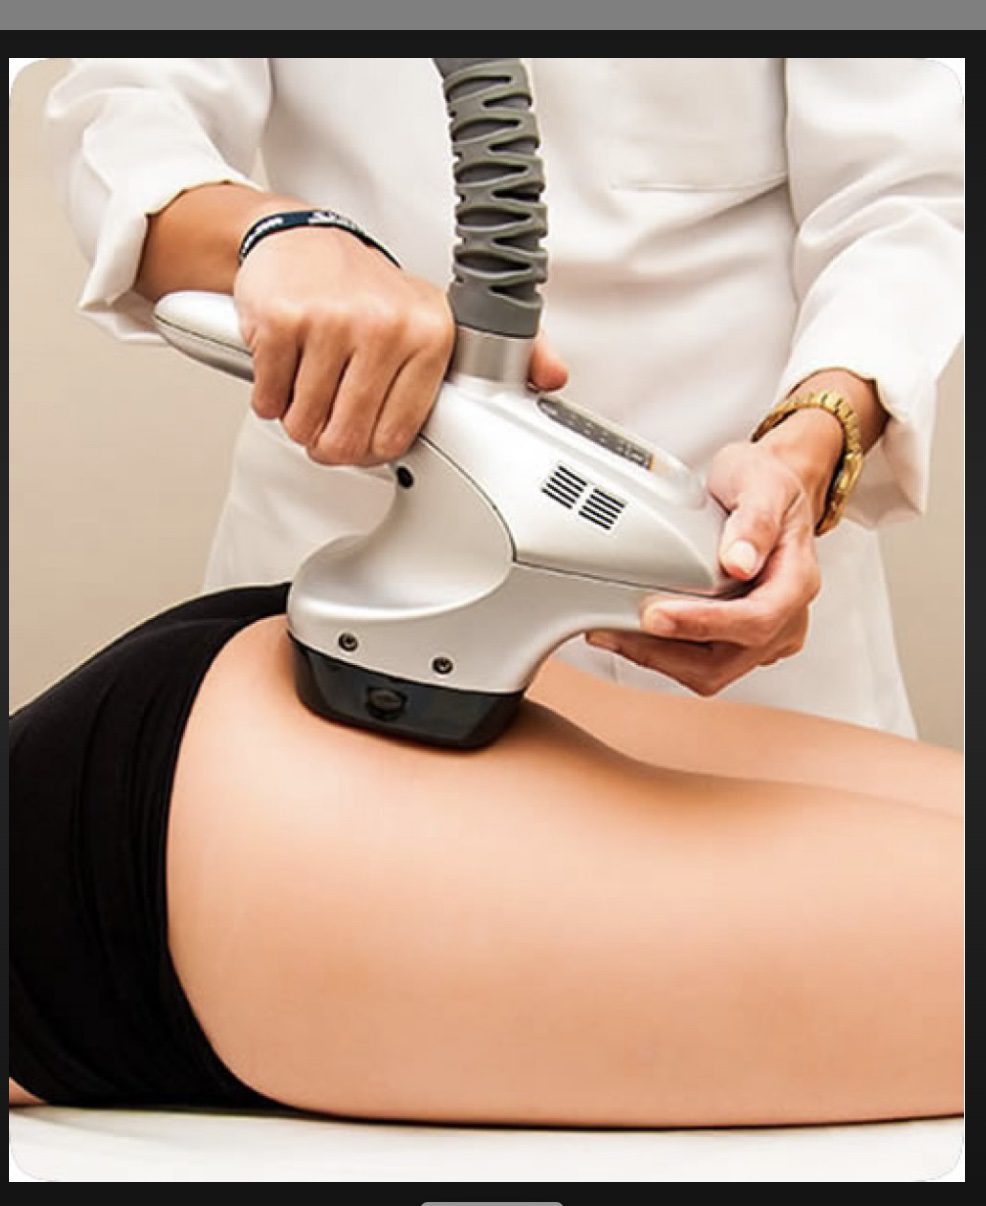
[641,607,676,637]
[725,540,759,577]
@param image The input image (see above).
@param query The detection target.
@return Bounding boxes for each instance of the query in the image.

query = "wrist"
[787,368,887,452]
[137,184,315,301]
[236,207,401,268]
[757,408,844,528]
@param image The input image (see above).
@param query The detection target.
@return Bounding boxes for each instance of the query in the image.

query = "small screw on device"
[338,632,359,652]
[432,656,453,675]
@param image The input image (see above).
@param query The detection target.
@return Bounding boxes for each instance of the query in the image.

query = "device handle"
[153,290,252,380]
[433,58,547,341]
[154,59,549,386]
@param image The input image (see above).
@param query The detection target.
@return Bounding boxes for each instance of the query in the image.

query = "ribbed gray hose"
[433,58,547,339]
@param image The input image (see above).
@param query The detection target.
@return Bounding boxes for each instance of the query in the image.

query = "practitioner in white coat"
[43,57,964,735]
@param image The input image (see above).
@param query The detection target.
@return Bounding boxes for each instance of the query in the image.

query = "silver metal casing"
[154,290,735,698]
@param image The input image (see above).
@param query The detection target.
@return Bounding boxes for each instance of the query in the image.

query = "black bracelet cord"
[237,209,401,267]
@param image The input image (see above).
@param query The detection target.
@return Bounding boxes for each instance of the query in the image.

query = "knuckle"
[371,424,416,461]
[280,410,315,444]
[416,308,456,353]
[313,426,366,465]
[359,301,404,340]
[305,300,347,333]
[706,444,742,492]
[305,442,336,466]
[259,299,305,336]
[250,389,284,420]
[743,506,779,544]
[716,441,748,470]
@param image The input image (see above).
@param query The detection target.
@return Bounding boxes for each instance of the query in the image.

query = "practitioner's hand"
[586,409,844,696]
[234,229,567,466]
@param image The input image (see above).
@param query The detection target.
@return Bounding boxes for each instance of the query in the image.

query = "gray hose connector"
[433,58,548,339]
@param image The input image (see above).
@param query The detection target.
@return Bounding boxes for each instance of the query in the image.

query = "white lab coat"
[43,57,964,734]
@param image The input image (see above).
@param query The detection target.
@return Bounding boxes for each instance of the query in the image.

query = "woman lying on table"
[9,583,962,1125]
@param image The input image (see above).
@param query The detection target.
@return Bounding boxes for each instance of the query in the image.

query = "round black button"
[365,687,407,720]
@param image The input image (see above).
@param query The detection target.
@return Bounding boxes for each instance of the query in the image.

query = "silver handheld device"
[154,58,736,749]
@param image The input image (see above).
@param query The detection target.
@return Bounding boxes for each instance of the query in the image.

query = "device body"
[155,291,734,746]
[153,58,737,748]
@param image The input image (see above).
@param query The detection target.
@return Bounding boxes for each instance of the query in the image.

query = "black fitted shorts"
[9,584,291,1108]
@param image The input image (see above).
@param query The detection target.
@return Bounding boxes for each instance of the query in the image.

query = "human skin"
[8,618,962,1120]
[15,616,957,1122]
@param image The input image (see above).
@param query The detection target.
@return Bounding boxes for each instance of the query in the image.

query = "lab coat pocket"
[605,58,787,192]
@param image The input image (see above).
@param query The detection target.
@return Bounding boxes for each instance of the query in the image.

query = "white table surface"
[9,1106,964,1183]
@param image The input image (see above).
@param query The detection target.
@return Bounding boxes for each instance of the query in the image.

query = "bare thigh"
[530,655,964,817]
[166,619,962,1127]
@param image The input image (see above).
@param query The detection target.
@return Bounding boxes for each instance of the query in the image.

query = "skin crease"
[12,619,961,1122]
[134,183,888,697]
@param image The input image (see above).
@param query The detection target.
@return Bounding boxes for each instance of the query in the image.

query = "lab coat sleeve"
[43,58,273,342]
[777,58,964,526]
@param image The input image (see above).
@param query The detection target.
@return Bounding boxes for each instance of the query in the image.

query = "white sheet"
[9,1107,963,1183]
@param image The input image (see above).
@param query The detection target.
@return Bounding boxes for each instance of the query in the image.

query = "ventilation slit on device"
[542,464,588,509]
[578,487,626,531]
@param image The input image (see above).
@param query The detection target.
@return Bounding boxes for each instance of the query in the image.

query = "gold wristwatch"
[751,389,864,535]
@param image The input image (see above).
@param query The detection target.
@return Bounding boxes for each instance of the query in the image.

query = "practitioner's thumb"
[717,494,784,581]
[707,443,794,582]
[715,457,796,582]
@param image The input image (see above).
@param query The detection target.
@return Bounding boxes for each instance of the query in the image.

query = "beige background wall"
[9,59,965,749]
